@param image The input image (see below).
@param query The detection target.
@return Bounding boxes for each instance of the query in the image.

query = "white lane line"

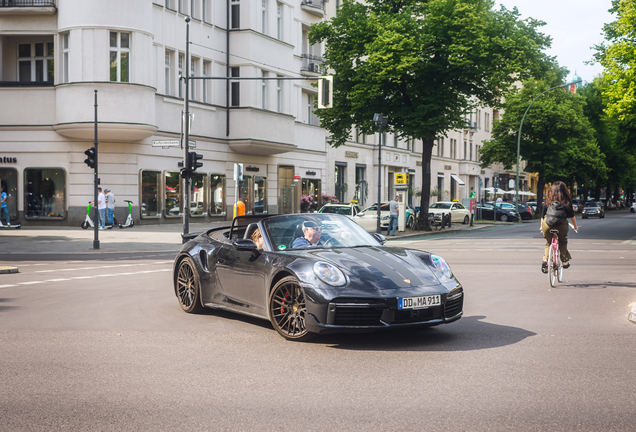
[19,281,46,285]
[13,269,172,287]
[0,284,17,288]
[34,261,172,273]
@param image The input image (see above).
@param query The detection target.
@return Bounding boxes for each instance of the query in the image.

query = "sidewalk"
[0,219,521,255]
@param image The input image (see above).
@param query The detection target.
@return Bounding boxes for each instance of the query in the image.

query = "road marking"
[34,261,172,273]
[9,268,172,288]
[0,284,17,288]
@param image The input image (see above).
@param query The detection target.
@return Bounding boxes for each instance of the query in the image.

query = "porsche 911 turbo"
[173,214,463,341]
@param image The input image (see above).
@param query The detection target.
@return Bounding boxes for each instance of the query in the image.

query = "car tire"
[176,257,204,314]
[462,215,469,225]
[582,215,587,219]
[269,276,314,342]
[630,207,635,213]
[500,214,509,222]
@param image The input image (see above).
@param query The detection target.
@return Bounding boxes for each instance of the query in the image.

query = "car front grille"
[444,294,463,318]
[333,307,383,326]
[393,306,443,323]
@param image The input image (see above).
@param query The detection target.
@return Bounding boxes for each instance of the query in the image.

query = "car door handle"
[216,258,226,265]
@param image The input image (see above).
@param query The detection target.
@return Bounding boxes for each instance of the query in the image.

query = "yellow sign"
[394,173,408,185]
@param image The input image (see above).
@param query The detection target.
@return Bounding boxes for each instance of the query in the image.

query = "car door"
[353,205,380,232]
[214,243,271,312]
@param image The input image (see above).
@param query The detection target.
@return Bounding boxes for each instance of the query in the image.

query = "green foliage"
[311,0,552,227]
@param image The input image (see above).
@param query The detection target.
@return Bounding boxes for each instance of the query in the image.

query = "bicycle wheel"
[548,243,557,287]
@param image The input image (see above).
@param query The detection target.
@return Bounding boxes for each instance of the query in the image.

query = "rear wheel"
[269,276,314,341]
[548,244,556,287]
[176,257,203,313]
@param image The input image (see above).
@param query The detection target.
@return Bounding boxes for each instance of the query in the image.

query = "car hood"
[298,246,445,292]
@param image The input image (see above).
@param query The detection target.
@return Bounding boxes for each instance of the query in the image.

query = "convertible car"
[173,214,463,341]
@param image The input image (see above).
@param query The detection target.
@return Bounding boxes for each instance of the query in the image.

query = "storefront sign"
[345,151,358,158]
[305,170,316,176]
[444,165,452,170]
[394,173,408,185]
[1,157,17,163]
[245,166,259,172]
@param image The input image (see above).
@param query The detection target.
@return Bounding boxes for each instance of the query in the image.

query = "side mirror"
[233,239,258,251]
[372,233,387,245]
[357,212,364,217]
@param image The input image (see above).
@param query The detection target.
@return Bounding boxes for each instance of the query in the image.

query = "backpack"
[545,201,567,227]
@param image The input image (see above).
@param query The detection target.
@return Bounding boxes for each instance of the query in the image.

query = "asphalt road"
[1,211,635,431]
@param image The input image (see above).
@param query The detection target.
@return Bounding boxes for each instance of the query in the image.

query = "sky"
[496,0,615,84]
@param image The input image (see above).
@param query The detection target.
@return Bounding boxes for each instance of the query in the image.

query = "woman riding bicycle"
[541,181,578,273]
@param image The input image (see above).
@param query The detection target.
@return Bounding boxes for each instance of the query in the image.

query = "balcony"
[0,0,56,15]
[300,0,326,17]
[300,54,324,77]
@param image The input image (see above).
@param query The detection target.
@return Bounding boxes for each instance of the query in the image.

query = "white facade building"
[0,0,329,225]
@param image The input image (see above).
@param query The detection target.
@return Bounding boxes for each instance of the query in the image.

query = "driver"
[292,221,322,248]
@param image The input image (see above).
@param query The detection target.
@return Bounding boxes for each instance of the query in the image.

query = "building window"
[231,67,240,106]
[202,61,210,103]
[24,168,66,219]
[485,112,490,132]
[203,0,210,22]
[189,173,206,217]
[393,134,398,148]
[276,75,282,112]
[165,0,174,9]
[140,170,161,218]
[469,142,473,161]
[261,0,267,34]
[18,42,54,83]
[178,0,185,14]
[164,171,182,218]
[276,2,282,40]
[335,163,347,203]
[110,32,130,83]
[210,174,226,215]
[178,53,184,98]
[164,50,172,95]
[62,33,70,83]
[261,69,267,109]
[0,168,18,222]
[231,0,240,29]
[190,0,198,19]
[190,57,197,100]
[464,141,467,160]
[437,137,444,157]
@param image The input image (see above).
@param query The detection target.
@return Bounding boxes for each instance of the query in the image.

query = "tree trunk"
[417,136,435,230]
[536,174,546,217]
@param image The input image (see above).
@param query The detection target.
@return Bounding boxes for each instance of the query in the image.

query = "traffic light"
[317,75,333,109]
[188,151,203,172]
[84,147,96,169]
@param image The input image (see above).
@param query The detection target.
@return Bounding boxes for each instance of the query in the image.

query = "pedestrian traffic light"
[84,147,96,169]
[317,75,333,109]
[188,151,203,172]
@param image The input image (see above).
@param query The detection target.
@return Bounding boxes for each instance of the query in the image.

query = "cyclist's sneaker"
[541,261,548,274]
[562,262,570,269]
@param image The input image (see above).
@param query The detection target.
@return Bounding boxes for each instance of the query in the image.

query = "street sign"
[508,179,515,189]
[152,140,179,147]
[188,140,196,149]
[394,173,407,185]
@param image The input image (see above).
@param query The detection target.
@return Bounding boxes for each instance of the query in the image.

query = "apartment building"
[0,0,328,225]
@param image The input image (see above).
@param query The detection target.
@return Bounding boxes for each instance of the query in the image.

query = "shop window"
[301,178,321,212]
[188,173,206,217]
[164,171,182,218]
[0,168,18,221]
[209,174,226,216]
[355,165,366,206]
[278,165,298,214]
[335,162,347,203]
[140,170,161,218]
[24,168,66,219]
[254,176,267,214]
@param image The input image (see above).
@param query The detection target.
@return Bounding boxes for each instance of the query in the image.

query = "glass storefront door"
[0,168,18,221]
[164,171,181,218]
[278,165,298,214]
[140,170,161,218]
[189,173,206,217]
[209,174,226,216]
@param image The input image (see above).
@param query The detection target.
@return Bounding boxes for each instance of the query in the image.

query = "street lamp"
[374,113,388,233]
[514,79,582,218]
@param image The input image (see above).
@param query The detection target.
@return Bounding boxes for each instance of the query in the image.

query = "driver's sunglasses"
[308,225,322,231]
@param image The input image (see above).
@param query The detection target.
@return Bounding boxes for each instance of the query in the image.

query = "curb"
[0,266,19,274]
[386,224,493,241]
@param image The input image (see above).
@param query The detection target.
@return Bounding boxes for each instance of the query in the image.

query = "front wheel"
[500,214,509,222]
[407,216,415,230]
[81,220,90,229]
[176,257,203,313]
[462,215,469,225]
[269,276,314,341]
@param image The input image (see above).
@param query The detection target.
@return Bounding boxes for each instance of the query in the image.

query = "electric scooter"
[119,200,135,228]
[0,216,21,229]
[81,201,111,229]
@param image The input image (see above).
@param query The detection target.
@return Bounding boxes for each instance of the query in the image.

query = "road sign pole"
[183,16,191,239]
[93,90,99,249]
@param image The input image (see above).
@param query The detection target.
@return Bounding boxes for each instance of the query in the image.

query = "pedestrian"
[388,196,399,236]
[105,188,116,226]
[541,181,578,273]
[0,184,10,226]
[96,187,106,228]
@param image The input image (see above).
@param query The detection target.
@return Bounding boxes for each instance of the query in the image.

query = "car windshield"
[263,214,381,251]
[430,203,451,209]
[320,206,351,215]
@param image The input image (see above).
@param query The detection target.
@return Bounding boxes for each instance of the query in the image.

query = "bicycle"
[546,222,578,287]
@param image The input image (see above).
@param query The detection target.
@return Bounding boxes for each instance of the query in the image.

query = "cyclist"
[541,181,578,273]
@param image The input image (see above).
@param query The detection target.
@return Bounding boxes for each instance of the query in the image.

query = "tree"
[310,0,551,229]
[479,77,605,215]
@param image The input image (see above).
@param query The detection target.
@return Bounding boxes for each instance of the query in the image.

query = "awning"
[450,174,465,186]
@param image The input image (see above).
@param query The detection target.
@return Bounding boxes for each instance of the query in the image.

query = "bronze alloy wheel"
[269,276,314,341]
[176,257,203,313]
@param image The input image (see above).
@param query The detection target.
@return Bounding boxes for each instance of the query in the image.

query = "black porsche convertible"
[173,214,463,341]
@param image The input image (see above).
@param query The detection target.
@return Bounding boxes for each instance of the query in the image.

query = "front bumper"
[304,289,463,334]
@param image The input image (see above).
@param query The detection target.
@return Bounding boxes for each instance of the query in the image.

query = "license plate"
[398,295,441,310]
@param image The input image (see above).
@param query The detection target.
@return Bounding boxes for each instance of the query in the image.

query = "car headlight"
[313,262,347,287]
[430,254,453,280]
[381,216,390,220]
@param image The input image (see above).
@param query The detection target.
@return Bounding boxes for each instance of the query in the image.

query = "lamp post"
[374,113,388,233]
[514,79,582,218]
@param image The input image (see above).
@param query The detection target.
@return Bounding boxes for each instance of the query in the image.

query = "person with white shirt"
[105,188,116,226]
[91,187,106,229]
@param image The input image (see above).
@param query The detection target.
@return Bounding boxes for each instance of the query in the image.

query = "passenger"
[292,221,322,248]
[251,228,264,249]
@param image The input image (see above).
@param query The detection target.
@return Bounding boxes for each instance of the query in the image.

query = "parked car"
[495,201,532,220]
[526,201,538,213]
[428,201,471,224]
[630,203,636,213]
[582,201,605,219]
[477,202,520,222]
[173,214,464,341]
[354,203,415,232]
[318,202,362,220]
